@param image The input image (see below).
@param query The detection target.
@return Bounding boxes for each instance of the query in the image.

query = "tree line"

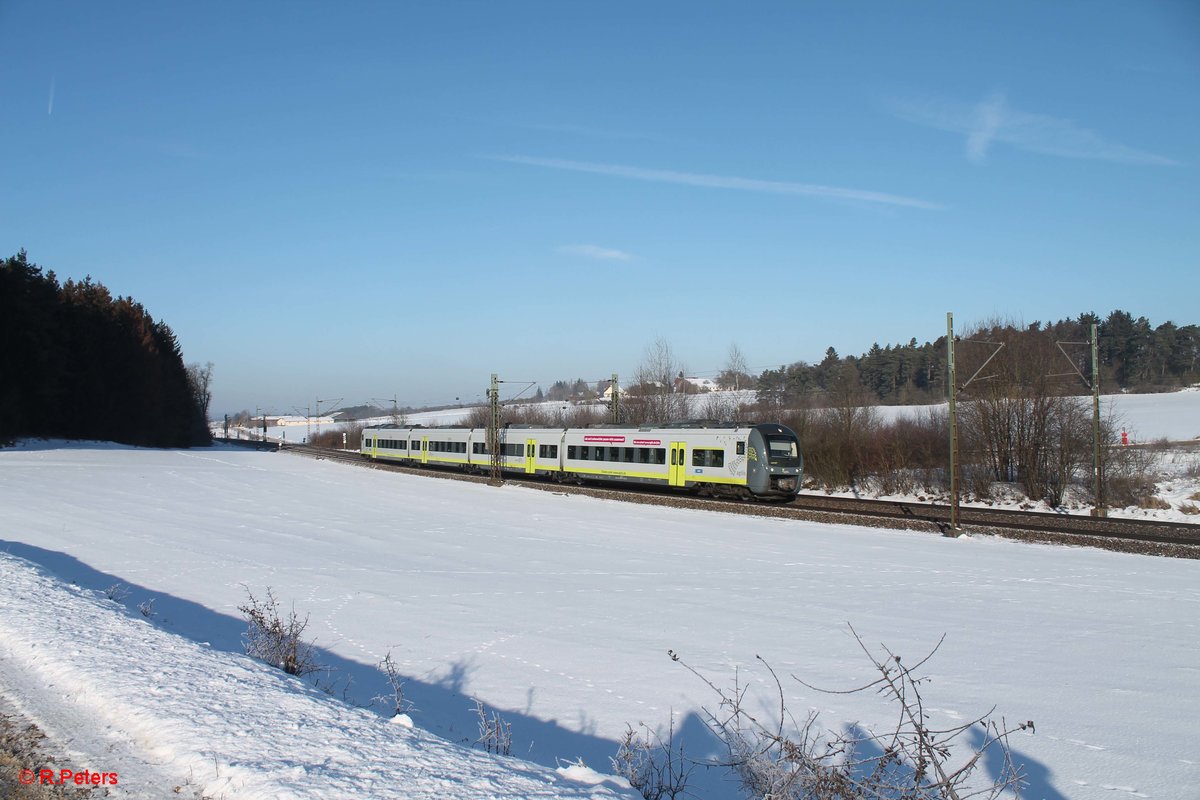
[756,311,1199,408]
[0,251,212,447]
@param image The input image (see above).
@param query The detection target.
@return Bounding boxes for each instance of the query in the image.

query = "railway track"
[259,441,1200,558]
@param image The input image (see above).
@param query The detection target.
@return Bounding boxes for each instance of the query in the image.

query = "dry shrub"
[473,698,512,756]
[667,629,1032,800]
[1178,501,1200,515]
[1136,494,1171,510]
[239,586,320,677]
[611,719,692,800]
[309,422,364,449]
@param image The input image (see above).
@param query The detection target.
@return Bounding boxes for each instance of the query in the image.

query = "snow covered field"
[1,439,1198,799]
[872,388,1200,444]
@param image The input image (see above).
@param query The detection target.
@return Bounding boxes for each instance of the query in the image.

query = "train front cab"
[746,423,803,499]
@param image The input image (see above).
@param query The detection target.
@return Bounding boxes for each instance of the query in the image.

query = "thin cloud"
[558,244,633,262]
[967,90,1006,163]
[890,91,1180,166]
[488,155,943,211]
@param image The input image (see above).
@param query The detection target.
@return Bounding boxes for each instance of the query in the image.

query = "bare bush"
[104,583,130,603]
[611,717,693,800]
[309,422,365,450]
[954,320,1099,505]
[668,629,1033,800]
[473,698,512,756]
[137,597,156,619]
[799,369,880,489]
[238,586,321,677]
[698,391,741,422]
[372,649,411,717]
[1099,437,1160,508]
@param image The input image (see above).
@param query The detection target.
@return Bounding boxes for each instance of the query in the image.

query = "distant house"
[674,375,719,393]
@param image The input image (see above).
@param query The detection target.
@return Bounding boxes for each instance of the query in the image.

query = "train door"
[525,439,537,474]
[419,437,429,464]
[669,441,687,487]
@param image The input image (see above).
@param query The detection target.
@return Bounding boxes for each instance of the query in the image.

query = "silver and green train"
[361,421,802,500]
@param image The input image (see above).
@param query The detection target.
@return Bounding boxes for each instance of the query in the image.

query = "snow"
[0,551,629,799]
[2,440,1199,798]
[873,388,1200,444]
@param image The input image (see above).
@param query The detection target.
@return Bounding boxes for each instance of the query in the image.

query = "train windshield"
[766,436,799,460]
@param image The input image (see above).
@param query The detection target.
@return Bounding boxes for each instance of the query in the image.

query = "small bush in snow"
[137,597,157,619]
[610,718,692,800]
[472,698,512,756]
[238,586,320,677]
[104,583,130,603]
[669,627,1033,800]
[372,649,412,718]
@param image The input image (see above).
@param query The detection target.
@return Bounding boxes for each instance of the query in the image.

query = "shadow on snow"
[0,540,627,780]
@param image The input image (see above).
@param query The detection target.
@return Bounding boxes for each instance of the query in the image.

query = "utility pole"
[946,313,961,534]
[1091,324,1105,517]
[488,373,502,485]
[1054,322,1106,517]
[610,373,620,424]
[255,406,268,447]
[315,397,342,439]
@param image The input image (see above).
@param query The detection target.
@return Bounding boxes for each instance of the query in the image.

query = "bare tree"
[627,338,690,425]
[806,362,880,488]
[957,320,1092,504]
[718,342,752,391]
[187,361,214,419]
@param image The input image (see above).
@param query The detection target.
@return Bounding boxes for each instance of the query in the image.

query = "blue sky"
[3,2,1197,416]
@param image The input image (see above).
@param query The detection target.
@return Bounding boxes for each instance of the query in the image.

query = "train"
[360,421,803,500]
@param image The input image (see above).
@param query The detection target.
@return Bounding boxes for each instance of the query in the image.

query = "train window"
[691,449,724,467]
[567,445,577,459]
[607,447,619,461]
[539,444,558,458]
[364,439,372,448]
[737,442,745,455]
[654,448,666,464]
[767,437,798,459]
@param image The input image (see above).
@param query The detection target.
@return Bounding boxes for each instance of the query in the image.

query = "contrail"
[490,155,943,210]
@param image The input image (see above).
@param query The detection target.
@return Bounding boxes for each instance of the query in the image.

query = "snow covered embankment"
[0,552,633,800]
